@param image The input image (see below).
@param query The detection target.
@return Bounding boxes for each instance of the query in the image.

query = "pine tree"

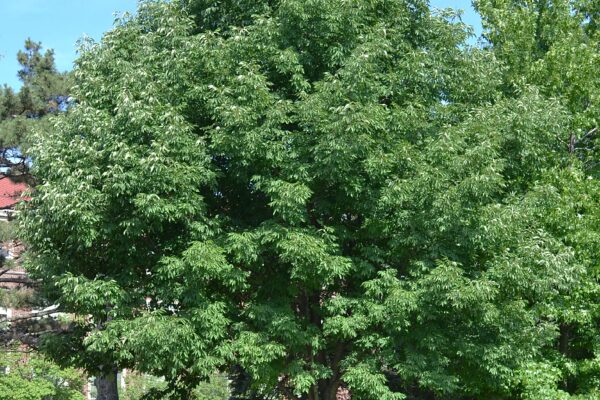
[0,39,70,176]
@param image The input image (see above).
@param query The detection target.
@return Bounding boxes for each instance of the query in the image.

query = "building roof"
[0,176,30,209]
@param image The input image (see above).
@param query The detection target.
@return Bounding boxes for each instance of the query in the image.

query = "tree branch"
[0,277,38,287]
[0,306,62,323]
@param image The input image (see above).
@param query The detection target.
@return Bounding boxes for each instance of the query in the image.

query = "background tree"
[474,1,600,396]
[0,39,71,317]
[20,1,600,399]
[475,0,600,174]
[0,40,78,400]
[0,39,70,176]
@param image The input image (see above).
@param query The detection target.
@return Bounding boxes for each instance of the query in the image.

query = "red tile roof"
[0,176,30,209]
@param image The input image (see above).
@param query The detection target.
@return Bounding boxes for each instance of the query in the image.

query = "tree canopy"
[20,1,600,399]
[475,0,600,174]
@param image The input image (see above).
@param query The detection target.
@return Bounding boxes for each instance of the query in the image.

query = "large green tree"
[20,1,600,399]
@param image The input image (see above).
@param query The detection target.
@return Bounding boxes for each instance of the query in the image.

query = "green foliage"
[475,0,600,174]
[19,0,600,399]
[0,222,15,243]
[473,1,600,397]
[116,372,229,400]
[193,374,230,400]
[0,351,84,400]
[118,373,167,400]
[0,39,70,175]
[0,288,38,309]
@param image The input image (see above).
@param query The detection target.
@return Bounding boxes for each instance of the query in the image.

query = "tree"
[473,1,600,397]
[0,40,79,400]
[0,39,70,176]
[20,1,600,399]
[475,0,600,174]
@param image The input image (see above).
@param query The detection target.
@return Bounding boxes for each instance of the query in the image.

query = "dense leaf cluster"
[0,351,84,400]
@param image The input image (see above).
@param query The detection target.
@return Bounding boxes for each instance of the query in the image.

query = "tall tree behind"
[0,39,70,176]
[475,0,600,396]
[475,0,600,174]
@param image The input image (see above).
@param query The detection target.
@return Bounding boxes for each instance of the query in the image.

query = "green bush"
[0,222,15,243]
[118,372,230,400]
[0,288,38,309]
[0,351,85,400]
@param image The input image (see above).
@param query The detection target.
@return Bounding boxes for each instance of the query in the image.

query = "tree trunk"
[229,365,250,399]
[559,323,570,356]
[304,378,342,400]
[322,382,341,400]
[95,369,119,400]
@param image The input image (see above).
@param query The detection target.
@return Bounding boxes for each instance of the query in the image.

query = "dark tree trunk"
[95,369,119,400]
[229,365,250,399]
[322,382,341,400]
[305,381,342,400]
[559,323,571,357]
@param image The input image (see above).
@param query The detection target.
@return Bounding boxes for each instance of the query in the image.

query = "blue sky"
[1,0,482,90]
[431,0,483,37]
[0,0,137,89]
